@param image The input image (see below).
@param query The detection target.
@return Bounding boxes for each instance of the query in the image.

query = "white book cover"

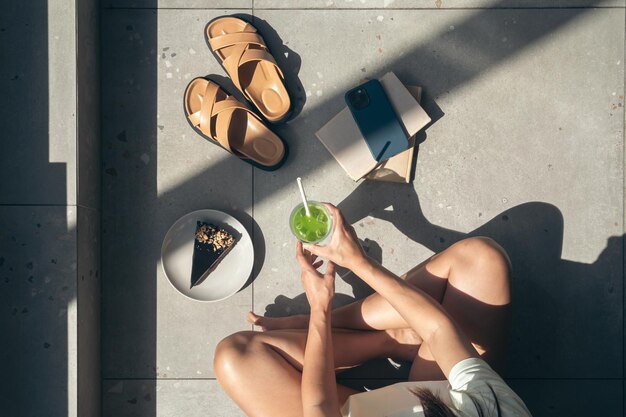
[315,72,431,181]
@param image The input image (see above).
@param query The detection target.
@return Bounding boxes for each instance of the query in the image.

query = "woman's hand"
[302,203,367,271]
[296,241,335,313]
[297,240,342,417]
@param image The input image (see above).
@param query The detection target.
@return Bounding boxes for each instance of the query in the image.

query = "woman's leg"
[329,256,449,331]
[214,328,414,417]
[249,236,511,378]
[408,237,511,380]
[247,257,445,332]
[329,236,511,380]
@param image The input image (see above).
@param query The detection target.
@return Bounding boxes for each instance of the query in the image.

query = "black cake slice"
[190,221,237,288]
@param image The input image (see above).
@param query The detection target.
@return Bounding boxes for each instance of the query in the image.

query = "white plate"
[161,209,254,302]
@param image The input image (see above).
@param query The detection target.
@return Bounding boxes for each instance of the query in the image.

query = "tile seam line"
[98,5,106,416]
[74,0,79,213]
[73,2,80,417]
[102,7,251,10]
[101,6,625,10]
[75,204,100,211]
[0,204,99,210]
[0,204,75,207]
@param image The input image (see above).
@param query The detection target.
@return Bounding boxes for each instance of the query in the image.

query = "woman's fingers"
[322,202,358,244]
[327,202,352,232]
[297,240,326,267]
[302,242,328,259]
[326,261,336,277]
[295,241,312,268]
[299,204,364,270]
[322,202,343,228]
[298,241,329,276]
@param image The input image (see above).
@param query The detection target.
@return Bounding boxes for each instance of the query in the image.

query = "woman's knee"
[213,331,257,382]
[456,236,511,273]
[450,237,512,305]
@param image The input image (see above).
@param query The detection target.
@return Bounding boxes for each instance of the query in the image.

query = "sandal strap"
[222,47,285,96]
[199,81,219,138]
[209,31,265,53]
[187,80,258,154]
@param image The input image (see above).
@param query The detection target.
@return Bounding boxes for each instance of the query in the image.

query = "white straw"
[296,177,311,217]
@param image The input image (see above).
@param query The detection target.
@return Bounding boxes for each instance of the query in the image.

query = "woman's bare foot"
[247,311,309,331]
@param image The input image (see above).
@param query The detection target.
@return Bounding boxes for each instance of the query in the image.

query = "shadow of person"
[509,234,623,378]
[335,238,380,300]
[260,180,622,386]
[263,238,383,318]
[337,180,622,379]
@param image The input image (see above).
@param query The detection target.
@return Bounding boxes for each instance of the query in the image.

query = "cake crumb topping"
[195,224,235,252]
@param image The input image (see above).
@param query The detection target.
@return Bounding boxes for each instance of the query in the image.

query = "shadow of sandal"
[218,13,307,123]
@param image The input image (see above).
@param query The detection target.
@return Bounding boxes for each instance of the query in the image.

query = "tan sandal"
[184,77,286,170]
[206,16,292,123]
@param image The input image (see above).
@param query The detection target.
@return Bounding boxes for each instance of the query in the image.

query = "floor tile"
[254,0,623,8]
[507,379,623,416]
[101,8,254,379]
[251,8,624,379]
[77,0,102,211]
[0,206,77,417]
[0,2,75,205]
[106,0,251,8]
[102,379,245,417]
[255,0,385,8]
[383,0,624,8]
[77,206,101,417]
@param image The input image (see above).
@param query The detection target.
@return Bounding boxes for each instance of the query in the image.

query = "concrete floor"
[101,1,625,416]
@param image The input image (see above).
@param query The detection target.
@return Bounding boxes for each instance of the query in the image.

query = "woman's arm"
[302,307,341,417]
[304,204,477,379]
[296,242,342,417]
[351,257,477,378]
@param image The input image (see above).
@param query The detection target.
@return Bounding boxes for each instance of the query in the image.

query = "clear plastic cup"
[289,201,333,245]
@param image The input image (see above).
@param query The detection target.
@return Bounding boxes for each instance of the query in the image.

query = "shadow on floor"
[0,1,72,416]
[338,181,622,379]
[263,180,623,384]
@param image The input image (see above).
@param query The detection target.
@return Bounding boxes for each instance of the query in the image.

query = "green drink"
[289,201,333,244]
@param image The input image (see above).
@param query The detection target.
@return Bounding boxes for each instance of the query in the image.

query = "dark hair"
[410,388,457,417]
[411,384,502,417]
